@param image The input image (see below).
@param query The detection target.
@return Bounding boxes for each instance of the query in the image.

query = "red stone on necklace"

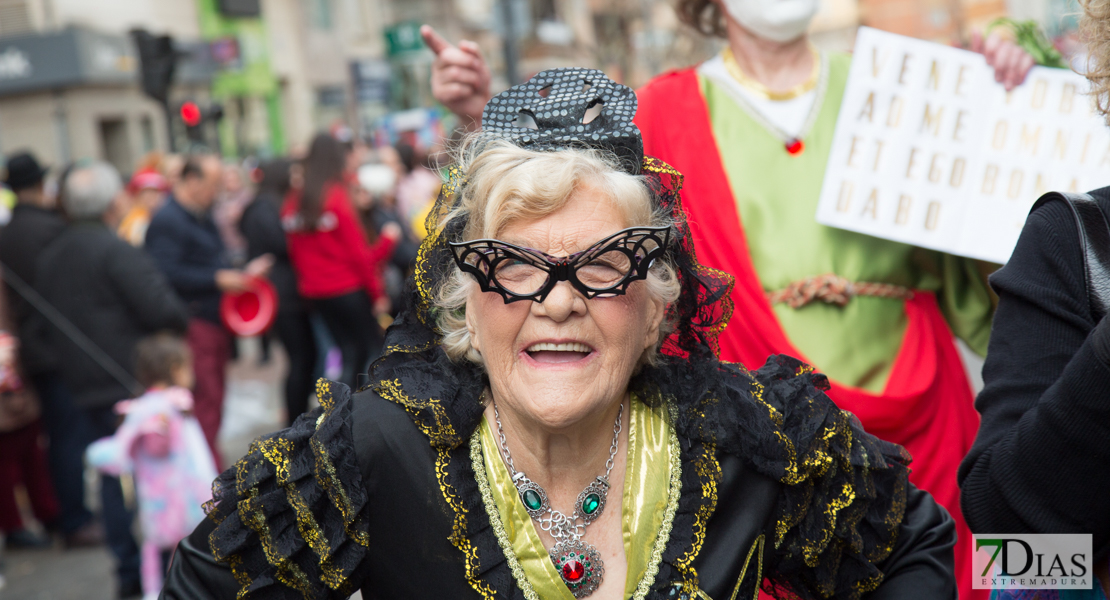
[786,139,804,155]
[562,558,585,582]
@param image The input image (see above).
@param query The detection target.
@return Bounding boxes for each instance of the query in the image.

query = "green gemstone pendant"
[575,477,609,523]
[515,479,549,517]
[523,489,543,510]
[582,493,600,515]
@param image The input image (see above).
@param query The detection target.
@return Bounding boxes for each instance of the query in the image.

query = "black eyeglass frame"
[449,226,672,304]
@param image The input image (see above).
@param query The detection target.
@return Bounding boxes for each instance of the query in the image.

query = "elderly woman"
[162,70,954,600]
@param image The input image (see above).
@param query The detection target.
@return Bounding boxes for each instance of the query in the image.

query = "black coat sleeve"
[958,192,1110,552]
[867,484,957,599]
[160,517,238,599]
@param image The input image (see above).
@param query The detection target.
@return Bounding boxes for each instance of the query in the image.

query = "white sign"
[816,27,1110,264]
[0,47,31,80]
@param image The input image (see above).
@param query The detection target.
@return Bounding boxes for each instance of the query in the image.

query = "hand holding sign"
[816,28,1103,264]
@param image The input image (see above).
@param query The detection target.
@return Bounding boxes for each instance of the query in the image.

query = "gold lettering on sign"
[982,164,1000,194]
[861,189,879,220]
[1019,125,1042,156]
[847,136,864,167]
[928,153,944,183]
[837,181,854,212]
[906,147,922,179]
[927,60,942,90]
[925,201,941,230]
[950,157,966,188]
[1081,133,1093,163]
[1054,130,1070,160]
[1060,83,1076,114]
[872,139,885,171]
[955,65,970,96]
[1007,170,1024,199]
[1031,79,1048,109]
[871,47,889,77]
[887,96,905,128]
[952,110,969,142]
[992,121,1008,150]
[1069,178,1080,192]
[895,194,912,225]
[858,92,876,122]
[899,53,913,85]
[920,103,944,136]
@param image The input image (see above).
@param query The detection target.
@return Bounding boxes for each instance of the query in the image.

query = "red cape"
[636,69,983,599]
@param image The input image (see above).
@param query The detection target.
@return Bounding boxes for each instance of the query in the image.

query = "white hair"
[63,161,122,219]
[434,139,681,366]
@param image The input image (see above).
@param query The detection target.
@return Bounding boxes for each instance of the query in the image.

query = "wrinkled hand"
[971,30,1036,91]
[422,25,491,129]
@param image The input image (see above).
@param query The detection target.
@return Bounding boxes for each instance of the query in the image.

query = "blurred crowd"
[0,133,443,598]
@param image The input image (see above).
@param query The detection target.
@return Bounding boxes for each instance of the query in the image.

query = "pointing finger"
[420,24,453,56]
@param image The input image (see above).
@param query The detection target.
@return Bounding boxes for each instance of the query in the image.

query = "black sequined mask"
[481,67,643,174]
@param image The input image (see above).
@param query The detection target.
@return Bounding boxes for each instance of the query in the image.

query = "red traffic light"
[180,102,202,127]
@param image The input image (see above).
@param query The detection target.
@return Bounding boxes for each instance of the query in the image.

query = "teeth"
[526,342,592,353]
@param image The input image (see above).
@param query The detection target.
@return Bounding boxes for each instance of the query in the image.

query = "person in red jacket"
[283,133,400,388]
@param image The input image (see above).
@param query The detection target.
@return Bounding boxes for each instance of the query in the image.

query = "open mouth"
[524,342,594,364]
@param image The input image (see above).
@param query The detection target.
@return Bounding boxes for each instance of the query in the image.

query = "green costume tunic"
[699,52,994,392]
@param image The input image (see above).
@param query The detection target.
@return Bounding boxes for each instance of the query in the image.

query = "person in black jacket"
[0,152,101,547]
[35,160,188,599]
[239,159,316,423]
[959,3,1110,595]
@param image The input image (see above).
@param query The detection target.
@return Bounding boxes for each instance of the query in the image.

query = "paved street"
[1,339,299,600]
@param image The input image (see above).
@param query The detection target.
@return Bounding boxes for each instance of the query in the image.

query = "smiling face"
[465,184,666,431]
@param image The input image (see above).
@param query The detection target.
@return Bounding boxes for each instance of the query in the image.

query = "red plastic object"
[220,276,278,336]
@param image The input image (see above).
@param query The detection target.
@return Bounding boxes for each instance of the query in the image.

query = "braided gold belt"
[767,274,914,309]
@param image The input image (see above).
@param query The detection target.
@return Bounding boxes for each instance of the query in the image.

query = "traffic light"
[130,29,178,105]
[177,102,225,144]
[180,102,201,127]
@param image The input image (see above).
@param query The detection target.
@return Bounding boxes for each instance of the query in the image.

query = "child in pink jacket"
[87,334,216,599]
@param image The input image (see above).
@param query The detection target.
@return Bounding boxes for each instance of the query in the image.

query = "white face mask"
[720,0,820,43]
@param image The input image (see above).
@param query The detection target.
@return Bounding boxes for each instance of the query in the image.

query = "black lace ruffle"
[204,381,371,600]
[635,354,911,600]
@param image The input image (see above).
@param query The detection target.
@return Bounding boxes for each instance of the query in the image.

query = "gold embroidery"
[728,535,765,600]
[630,418,683,600]
[375,378,459,449]
[437,447,497,599]
[310,437,371,547]
[673,440,721,593]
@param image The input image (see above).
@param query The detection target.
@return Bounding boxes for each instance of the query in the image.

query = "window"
[0,0,33,36]
[305,0,333,30]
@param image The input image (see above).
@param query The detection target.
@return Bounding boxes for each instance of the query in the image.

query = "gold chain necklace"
[721,45,819,102]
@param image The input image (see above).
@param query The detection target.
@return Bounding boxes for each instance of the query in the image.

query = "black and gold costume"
[161,68,955,600]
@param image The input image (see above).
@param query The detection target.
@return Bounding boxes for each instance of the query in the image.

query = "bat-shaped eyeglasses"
[449,226,671,303]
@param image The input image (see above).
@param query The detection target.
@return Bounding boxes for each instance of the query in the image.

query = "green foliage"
[987,18,1068,69]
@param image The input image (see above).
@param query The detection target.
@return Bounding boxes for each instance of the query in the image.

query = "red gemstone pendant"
[785,138,804,155]
[562,558,585,582]
[550,539,604,598]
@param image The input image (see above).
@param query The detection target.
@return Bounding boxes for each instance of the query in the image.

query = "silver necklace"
[493,400,622,599]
